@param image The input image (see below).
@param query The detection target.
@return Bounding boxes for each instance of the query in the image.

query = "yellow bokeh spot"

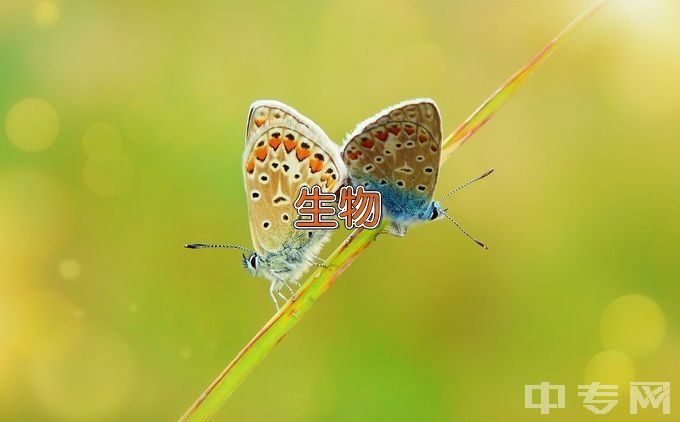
[30,323,136,419]
[600,294,666,357]
[58,259,81,280]
[584,350,636,387]
[33,1,60,27]
[5,98,59,152]
[82,122,123,156]
[83,149,132,198]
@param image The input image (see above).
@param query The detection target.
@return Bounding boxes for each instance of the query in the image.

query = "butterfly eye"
[430,207,439,220]
[249,254,258,269]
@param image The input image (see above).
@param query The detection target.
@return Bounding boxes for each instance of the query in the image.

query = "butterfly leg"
[307,258,327,268]
[372,229,389,240]
[269,283,280,311]
[272,273,296,300]
[310,254,324,262]
[277,290,289,303]
[282,280,297,300]
[311,255,327,265]
[306,255,327,268]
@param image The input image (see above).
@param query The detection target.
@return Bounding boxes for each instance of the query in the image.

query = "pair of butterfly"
[186,99,493,309]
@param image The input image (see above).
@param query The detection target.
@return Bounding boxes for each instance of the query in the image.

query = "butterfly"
[341,98,492,246]
[186,100,348,309]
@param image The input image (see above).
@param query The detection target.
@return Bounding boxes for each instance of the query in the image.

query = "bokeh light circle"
[584,350,636,387]
[600,294,666,358]
[5,98,59,152]
[58,259,82,280]
[83,149,132,198]
[33,1,60,27]
[82,122,123,156]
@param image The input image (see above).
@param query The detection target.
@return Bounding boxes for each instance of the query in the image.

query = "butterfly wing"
[246,100,329,145]
[341,99,442,221]
[243,100,347,256]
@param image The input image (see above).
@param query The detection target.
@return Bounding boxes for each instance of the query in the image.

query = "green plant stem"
[180,224,385,421]
[180,2,606,420]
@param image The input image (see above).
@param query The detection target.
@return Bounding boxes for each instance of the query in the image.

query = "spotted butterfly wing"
[342,99,442,235]
[244,100,347,272]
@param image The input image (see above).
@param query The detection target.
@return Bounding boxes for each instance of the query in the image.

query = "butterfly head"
[428,201,446,221]
[242,252,260,275]
[184,243,265,273]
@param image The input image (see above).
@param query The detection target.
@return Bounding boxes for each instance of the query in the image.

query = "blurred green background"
[1,0,679,420]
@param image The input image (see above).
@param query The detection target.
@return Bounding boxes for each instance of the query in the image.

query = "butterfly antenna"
[184,243,254,254]
[439,168,494,202]
[440,211,488,250]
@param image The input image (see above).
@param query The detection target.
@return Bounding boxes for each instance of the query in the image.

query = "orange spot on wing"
[255,146,268,161]
[418,134,428,143]
[360,138,374,149]
[246,158,255,173]
[269,137,282,149]
[284,139,297,153]
[254,118,265,127]
[404,125,415,135]
[388,124,400,135]
[430,144,438,152]
[347,151,359,160]
[310,158,324,173]
[375,130,388,141]
[296,145,311,161]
